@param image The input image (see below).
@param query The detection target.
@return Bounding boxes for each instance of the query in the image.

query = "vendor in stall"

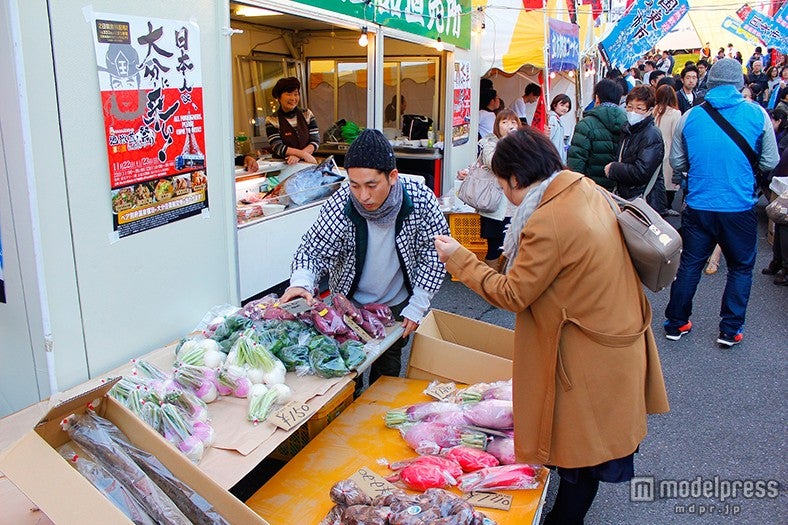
[266,77,320,165]
[280,129,449,394]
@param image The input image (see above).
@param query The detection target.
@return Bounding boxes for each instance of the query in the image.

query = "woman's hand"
[604,162,612,177]
[301,152,317,164]
[434,235,461,263]
[457,168,469,181]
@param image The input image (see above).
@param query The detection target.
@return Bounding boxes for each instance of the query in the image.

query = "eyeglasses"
[625,104,650,114]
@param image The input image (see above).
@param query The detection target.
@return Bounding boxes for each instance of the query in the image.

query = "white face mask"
[626,111,648,126]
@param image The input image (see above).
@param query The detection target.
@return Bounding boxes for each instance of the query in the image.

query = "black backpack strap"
[699,102,759,173]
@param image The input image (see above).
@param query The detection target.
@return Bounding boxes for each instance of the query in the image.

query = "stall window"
[382,58,439,137]
[308,59,368,142]
[235,55,303,151]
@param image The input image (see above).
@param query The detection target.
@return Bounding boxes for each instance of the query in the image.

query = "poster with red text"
[91,13,208,239]
[452,60,471,146]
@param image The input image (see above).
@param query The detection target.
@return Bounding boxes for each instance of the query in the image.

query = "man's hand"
[280,286,315,305]
[434,235,461,263]
[244,156,258,172]
[604,162,612,177]
[401,318,419,338]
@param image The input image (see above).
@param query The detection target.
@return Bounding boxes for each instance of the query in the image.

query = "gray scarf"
[501,172,559,272]
[349,179,403,226]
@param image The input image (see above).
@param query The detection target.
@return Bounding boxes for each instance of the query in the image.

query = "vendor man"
[281,129,449,390]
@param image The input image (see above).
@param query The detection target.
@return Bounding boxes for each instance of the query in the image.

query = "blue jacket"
[670,85,779,212]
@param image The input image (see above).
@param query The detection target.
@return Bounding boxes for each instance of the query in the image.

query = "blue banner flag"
[721,15,764,47]
[548,19,580,73]
[741,10,788,49]
[599,0,690,69]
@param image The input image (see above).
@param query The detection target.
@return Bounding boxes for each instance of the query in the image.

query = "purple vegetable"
[407,402,463,421]
[360,309,386,339]
[462,399,514,429]
[360,303,395,326]
[485,436,516,464]
[311,302,350,336]
[332,292,363,323]
[482,382,513,401]
[262,306,297,321]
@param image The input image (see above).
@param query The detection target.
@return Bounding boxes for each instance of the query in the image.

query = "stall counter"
[246,376,549,525]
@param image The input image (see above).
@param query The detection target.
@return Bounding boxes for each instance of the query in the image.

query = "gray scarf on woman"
[501,172,559,272]
[349,178,403,226]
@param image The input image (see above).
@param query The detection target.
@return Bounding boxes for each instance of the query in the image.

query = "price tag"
[350,467,398,500]
[464,491,513,511]
[343,314,373,342]
[424,382,456,400]
[270,400,313,431]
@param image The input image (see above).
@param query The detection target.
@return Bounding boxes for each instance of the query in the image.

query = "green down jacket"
[567,104,628,191]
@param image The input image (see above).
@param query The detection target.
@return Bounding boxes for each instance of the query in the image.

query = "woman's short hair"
[491,127,563,188]
[626,85,656,109]
[492,109,521,138]
[272,77,301,99]
[550,93,572,112]
[769,108,787,131]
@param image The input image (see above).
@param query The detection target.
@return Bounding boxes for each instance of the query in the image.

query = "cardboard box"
[0,379,268,525]
[407,309,514,384]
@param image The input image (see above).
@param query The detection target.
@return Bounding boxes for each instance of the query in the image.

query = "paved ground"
[424,204,787,524]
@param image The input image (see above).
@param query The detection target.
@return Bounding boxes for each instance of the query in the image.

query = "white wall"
[0,0,238,414]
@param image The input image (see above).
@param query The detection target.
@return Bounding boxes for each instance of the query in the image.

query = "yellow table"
[246,376,549,524]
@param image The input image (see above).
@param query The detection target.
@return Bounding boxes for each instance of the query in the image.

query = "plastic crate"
[448,213,487,280]
[269,381,355,461]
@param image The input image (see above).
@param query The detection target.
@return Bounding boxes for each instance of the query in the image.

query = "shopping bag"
[456,157,503,213]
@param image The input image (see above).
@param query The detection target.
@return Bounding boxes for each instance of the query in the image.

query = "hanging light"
[358,27,368,47]
[568,70,575,78]
[435,37,444,52]
[549,72,556,79]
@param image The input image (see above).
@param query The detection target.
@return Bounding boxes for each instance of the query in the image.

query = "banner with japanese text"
[721,15,763,47]
[598,0,690,69]
[548,19,580,73]
[451,60,471,146]
[292,0,471,49]
[741,10,788,49]
[90,13,208,239]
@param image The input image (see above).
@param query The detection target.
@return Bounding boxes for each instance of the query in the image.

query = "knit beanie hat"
[344,129,396,173]
[706,58,744,91]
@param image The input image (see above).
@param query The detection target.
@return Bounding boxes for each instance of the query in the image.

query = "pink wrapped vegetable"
[385,402,464,428]
[360,303,395,326]
[457,464,539,492]
[392,456,462,491]
[485,436,516,464]
[444,446,500,472]
[332,292,363,323]
[311,302,350,336]
[360,308,386,339]
[462,399,513,429]
[401,422,487,455]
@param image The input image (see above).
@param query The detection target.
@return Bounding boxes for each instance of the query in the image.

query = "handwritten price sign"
[350,467,398,499]
[465,491,513,511]
[271,401,313,431]
[425,382,456,400]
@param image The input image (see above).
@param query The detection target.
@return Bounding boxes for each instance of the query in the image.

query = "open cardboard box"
[0,378,268,525]
[407,309,514,383]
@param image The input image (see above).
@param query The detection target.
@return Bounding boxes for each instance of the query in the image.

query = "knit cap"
[344,129,397,173]
[706,58,744,91]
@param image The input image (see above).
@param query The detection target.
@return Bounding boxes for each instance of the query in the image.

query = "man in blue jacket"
[664,59,779,348]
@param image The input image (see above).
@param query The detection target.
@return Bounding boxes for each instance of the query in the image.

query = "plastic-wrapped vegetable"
[311,302,351,337]
[318,504,344,525]
[444,446,500,472]
[457,463,539,492]
[385,402,464,428]
[308,335,350,378]
[388,455,462,491]
[341,504,391,525]
[401,422,487,455]
[58,443,156,525]
[208,315,253,351]
[339,340,367,370]
[459,380,513,402]
[88,413,230,525]
[332,292,363,323]
[484,436,516,465]
[462,399,514,430]
[360,308,387,339]
[360,303,395,326]
[62,413,192,525]
[275,344,310,371]
[247,383,293,424]
[329,479,372,506]
[175,338,225,369]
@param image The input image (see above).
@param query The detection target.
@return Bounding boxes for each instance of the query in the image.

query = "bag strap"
[699,102,759,173]
[642,165,661,198]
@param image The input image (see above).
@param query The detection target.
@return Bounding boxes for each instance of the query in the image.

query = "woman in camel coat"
[435,128,669,524]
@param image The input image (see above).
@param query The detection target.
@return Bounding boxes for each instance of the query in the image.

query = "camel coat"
[446,171,669,468]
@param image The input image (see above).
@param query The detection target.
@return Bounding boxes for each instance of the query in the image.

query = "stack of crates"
[448,213,487,280]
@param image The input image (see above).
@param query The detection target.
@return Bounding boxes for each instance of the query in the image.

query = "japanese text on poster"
[452,60,471,146]
[91,13,209,239]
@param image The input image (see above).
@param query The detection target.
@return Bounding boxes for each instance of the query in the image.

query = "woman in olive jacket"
[435,128,669,524]
[605,85,667,210]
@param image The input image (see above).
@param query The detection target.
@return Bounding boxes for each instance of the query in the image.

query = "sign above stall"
[291,0,471,49]
[548,18,579,73]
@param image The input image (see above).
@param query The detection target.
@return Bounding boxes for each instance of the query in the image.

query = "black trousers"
[543,472,600,525]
